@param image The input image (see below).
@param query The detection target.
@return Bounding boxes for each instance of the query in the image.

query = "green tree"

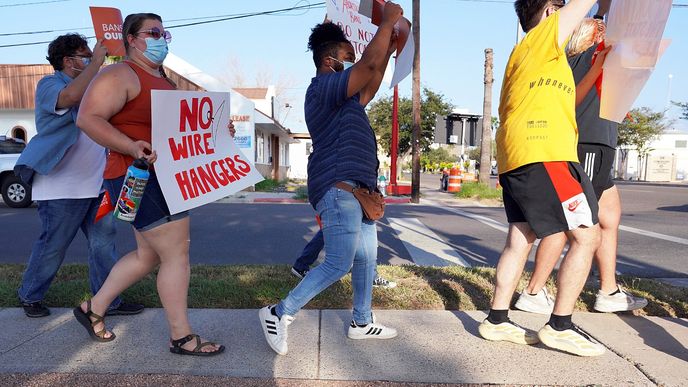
[673,101,688,120]
[617,107,669,180]
[367,87,453,156]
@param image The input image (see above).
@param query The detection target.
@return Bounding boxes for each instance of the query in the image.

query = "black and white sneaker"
[373,275,397,289]
[21,301,50,318]
[347,314,397,340]
[290,267,309,279]
[259,305,294,355]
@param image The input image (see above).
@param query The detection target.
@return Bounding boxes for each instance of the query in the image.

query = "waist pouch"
[335,182,385,221]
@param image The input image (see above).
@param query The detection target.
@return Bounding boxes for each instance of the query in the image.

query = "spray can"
[113,158,149,222]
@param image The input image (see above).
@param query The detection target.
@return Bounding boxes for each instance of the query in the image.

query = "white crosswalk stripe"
[387,217,471,267]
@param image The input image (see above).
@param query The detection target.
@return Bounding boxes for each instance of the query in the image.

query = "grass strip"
[1,264,685,317]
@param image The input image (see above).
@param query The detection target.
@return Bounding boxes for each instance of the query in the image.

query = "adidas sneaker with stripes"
[347,318,398,340]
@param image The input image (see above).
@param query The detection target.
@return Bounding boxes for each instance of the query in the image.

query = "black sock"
[608,288,621,296]
[270,306,279,318]
[548,314,573,331]
[487,309,509,324]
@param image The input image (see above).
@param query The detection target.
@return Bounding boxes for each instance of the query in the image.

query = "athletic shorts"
[104,172,188,231]
[578,143,615,199]
[499,161,599,239]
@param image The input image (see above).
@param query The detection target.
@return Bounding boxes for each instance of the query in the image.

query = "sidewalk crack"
[316,309,322,380]
[1,313,72,356]
[580,326,659,386]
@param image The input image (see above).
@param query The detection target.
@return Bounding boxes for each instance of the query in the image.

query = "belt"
[335,182,356,193]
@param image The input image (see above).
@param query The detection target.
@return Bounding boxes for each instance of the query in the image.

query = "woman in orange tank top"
[76,13,224,357]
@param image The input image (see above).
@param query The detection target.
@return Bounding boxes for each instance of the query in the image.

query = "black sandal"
[73,300,115,342]
[170,334,225,356]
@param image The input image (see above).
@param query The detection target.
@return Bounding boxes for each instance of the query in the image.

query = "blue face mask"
[138,37,168,65]
[328,56,355,72]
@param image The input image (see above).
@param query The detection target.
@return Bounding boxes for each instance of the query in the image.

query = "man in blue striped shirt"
[259,2,403,356]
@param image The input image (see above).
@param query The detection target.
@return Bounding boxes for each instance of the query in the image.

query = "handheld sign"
[152,90,264,214]
[89,7,126,56]
[359,0,414,87]
[600,0,671,123]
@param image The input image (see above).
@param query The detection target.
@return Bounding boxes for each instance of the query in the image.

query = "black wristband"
[593,14,604,20]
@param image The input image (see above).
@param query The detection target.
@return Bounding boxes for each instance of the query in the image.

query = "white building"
[1,54,296,181]
[617,130,688,181]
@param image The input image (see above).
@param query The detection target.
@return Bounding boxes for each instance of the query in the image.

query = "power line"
[0,2,325,48]
[0,0,69,8]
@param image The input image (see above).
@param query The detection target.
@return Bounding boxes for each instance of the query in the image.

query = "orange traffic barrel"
[447,167,462,192]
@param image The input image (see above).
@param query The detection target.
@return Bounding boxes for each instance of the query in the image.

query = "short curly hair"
[307,23,350,68]
[46,33,88,71]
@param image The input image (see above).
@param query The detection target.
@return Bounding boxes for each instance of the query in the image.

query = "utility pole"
[411,0,421,203]
[479,48,494,185]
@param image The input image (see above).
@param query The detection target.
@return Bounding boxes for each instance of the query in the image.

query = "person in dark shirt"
[258,3,403,356]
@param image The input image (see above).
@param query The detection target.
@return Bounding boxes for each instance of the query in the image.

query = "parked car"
[0,137,32,208]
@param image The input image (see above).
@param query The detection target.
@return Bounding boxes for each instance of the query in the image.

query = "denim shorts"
[104,172,188,231]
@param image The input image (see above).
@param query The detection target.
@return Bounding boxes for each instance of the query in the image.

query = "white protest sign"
[359,0,414,88]
[326,0,402,87]
[152,90,264,214]
[600,0,672,123]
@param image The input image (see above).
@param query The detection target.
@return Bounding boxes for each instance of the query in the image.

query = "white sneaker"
[538,323,606,357]
[515,288,555,315]
[259,305,294,355]
[478,319,539,345]
[347,314,397,340]
[373,276,397,289]
[594,286,648,313]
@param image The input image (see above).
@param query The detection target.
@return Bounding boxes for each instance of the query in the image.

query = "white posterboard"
[327,0,408,87]
[152,90,264,214]
[600,0,672,123]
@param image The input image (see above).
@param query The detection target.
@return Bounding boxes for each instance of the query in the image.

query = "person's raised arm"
[558,0,601,47]
[346,1,403,99]
[574,45,612,106]
[595,0,611,18]
[56,40,107,109]
[77,65,157,163]
[359,29,398,106]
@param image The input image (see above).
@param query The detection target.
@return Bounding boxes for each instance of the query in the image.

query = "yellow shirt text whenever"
[496,12,578,174]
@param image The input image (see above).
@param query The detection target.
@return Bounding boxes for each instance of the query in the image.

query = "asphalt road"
[0,177,686,278]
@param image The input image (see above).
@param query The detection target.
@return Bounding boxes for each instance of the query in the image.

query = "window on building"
[267,135,273,163]
[257,132,265,163]
[280,142,287,165]
[676,140,687,148]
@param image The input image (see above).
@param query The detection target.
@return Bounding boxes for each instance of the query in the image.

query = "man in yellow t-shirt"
[478,0,608,357]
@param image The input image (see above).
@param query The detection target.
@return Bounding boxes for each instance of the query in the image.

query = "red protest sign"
[89,7,125,56]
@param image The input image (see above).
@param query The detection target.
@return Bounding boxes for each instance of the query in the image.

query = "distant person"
[292,227,398,289]
[515,14,647,315]
[479,0,610,357]
[259,3,403,356]
[75,13,222,356]
[14,33,143,319]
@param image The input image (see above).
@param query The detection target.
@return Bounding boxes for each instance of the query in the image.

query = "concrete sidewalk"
[1,308,686,386]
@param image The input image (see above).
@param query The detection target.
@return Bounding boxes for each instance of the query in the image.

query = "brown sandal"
[170,334,225,356]
[73,300,115,342]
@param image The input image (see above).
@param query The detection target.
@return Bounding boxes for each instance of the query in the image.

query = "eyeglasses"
[136,27,172,43]
[68,55,91,65]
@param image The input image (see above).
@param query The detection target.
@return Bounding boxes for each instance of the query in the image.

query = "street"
[0,177,686,278]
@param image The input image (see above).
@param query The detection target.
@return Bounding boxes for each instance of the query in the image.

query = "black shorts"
[499,161,599,238]
[578,143,615,199]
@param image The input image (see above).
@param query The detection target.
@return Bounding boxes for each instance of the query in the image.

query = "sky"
[1,0,687,134]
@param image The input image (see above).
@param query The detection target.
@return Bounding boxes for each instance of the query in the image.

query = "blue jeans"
[277,183,377,325]
[293,229,324,272]
[18,194,122,308]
